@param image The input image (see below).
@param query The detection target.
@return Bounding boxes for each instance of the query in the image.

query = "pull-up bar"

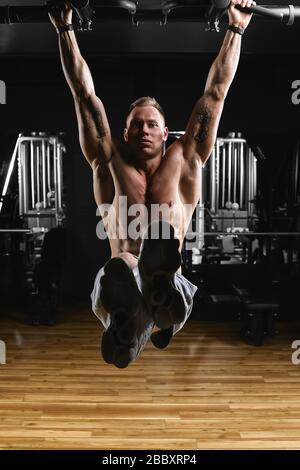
[0,1,299,31]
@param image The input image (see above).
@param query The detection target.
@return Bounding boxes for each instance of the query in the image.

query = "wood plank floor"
[0,306,300,450]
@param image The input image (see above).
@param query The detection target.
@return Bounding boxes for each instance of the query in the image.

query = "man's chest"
[115,142,185,196]
[113,163,182,208]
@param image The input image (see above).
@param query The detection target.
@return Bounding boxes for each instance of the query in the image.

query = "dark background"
[0,0,300,300]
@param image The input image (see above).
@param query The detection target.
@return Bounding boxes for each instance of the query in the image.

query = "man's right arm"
[182,0,254,166]
[47,1,112,169]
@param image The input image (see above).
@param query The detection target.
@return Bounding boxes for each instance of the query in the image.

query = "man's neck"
[135,153,163,179]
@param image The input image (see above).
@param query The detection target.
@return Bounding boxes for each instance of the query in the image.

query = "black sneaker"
[150,327,174,349]
[101,325,138,368]
[100,257,152,368]
[138,220,185,330]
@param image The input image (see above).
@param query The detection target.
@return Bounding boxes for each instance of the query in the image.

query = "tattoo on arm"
[194,106,212,144]
[86,99,107,140]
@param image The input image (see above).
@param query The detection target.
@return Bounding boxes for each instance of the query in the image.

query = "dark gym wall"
[0,53,299,299]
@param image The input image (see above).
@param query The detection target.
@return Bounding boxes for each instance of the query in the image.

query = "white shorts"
[91,263,198,356]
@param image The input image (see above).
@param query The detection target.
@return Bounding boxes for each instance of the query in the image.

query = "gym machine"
[0,133,66,323]
[168,132,259,266]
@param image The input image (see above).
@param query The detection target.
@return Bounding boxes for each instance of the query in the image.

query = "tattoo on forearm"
[194,106,212,144]
[86,99,107,140]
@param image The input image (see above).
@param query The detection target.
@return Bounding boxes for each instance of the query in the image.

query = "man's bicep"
[184,95,224,165]
[74,93,113,167]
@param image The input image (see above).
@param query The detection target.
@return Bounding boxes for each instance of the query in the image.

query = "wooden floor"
[0,306,300,450]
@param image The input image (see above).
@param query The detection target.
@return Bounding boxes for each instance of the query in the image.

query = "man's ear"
[163,127,169,142]
[123,128,128,142]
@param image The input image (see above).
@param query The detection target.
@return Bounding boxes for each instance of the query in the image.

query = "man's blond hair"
[127,96,165,122]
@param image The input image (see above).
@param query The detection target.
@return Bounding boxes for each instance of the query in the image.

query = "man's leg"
[100,253,141,342]
[138,220,197,348]
[91,253,153,368]
[150,273,197,349]
[138,220,185,329]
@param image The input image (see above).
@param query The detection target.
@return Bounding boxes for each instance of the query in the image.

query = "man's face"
[124,106,168,160]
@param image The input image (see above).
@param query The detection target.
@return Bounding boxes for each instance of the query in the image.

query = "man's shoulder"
[164,135,185,159]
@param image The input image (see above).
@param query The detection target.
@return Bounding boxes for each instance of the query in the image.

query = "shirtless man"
[48,0,254,368]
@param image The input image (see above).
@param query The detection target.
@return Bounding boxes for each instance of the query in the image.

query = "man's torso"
[93,137,202,256]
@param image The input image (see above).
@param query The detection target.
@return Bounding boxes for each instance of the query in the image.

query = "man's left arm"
[183,0,255,165]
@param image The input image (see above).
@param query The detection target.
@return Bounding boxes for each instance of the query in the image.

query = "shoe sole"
[101,326,137,368]
[138,221,185,330]
[100,257,142,344]
[150,326,173,349]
